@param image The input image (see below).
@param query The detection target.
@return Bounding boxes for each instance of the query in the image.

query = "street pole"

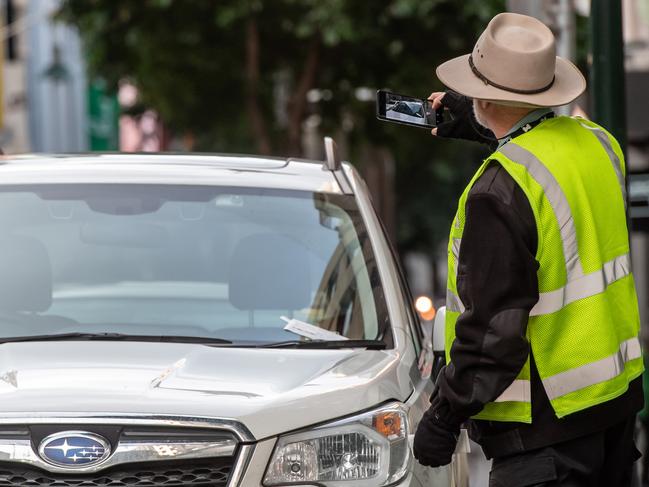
[589,0,627,153]
[555,0,576,116]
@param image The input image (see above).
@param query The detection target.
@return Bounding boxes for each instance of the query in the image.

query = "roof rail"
[323,137,341,171]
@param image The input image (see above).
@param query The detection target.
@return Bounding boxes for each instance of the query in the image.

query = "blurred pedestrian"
[413,12,643,486]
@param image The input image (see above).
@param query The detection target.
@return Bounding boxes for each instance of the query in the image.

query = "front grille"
[0,458,233,487]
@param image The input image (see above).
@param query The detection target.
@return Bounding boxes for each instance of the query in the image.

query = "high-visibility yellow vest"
[445,116,643,423]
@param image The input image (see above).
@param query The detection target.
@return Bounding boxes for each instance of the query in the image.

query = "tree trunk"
[245,18,272,155]
[286,35,320,157]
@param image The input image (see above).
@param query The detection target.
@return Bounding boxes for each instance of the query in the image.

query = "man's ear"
[477,100,491,112]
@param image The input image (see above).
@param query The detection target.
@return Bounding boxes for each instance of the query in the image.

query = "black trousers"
[488,416,640,487]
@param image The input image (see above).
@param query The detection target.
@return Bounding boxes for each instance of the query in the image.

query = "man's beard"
[472,100,489,129]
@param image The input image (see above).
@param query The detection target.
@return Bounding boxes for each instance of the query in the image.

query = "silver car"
[0,140,468,486]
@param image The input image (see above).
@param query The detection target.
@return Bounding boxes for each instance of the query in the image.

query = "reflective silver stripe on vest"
[452,238,461,262]
[499,143,584,280]
[446,290,465,313]
[542,336,641,401]
[530,252,631,316]
[577,121,627,206]
[491,336,640,403]
[494,379,531,403]
[447,238,466,312]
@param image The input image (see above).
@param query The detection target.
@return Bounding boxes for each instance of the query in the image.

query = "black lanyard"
[499,112,555,147]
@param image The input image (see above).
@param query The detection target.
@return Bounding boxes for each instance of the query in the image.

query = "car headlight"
[263,402,410,486]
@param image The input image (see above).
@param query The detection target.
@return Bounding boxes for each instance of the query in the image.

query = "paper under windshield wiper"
[260,339,386,350]
[0,332,233,345]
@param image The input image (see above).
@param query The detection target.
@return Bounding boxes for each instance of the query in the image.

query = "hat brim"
[436,54,586,107]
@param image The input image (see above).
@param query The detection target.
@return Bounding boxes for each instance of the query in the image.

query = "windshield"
[0,184,390,345]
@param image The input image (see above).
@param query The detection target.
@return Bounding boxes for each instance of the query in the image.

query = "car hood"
[0,341,414,439]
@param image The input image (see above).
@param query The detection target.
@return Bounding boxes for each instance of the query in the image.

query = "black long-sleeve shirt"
[435,162,643,459]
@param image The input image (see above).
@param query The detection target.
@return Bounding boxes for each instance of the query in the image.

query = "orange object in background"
[415,295,436,321]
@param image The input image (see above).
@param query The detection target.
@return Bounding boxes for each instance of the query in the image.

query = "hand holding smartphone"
[376,90,443,129]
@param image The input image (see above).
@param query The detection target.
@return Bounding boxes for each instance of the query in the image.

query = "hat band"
[468,55,555,95]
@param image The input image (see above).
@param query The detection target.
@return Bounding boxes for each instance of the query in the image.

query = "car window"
[375,213,422,355]
[0,185,391,345]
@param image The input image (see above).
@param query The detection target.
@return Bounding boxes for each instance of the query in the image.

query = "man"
[413,12,644,486]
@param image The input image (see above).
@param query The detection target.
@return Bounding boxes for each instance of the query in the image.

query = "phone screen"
[377,91,436,129]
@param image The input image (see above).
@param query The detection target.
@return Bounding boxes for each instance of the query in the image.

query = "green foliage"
[58,0,505,253]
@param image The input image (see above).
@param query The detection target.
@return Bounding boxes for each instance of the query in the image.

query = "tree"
[58,0,504,254]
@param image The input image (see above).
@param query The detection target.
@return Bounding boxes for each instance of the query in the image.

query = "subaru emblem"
[38,431,111,468]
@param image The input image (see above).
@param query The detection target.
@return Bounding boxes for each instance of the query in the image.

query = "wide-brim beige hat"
[436,12,586,107]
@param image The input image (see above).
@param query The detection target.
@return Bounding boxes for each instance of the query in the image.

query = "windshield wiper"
[0,333,385,349]
[0,332,233,345]
[259,339,387,350]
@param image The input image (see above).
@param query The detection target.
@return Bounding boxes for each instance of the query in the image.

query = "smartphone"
[376,89,442,129]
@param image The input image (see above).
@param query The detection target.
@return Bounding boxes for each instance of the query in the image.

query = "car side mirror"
[431,306,446,381]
